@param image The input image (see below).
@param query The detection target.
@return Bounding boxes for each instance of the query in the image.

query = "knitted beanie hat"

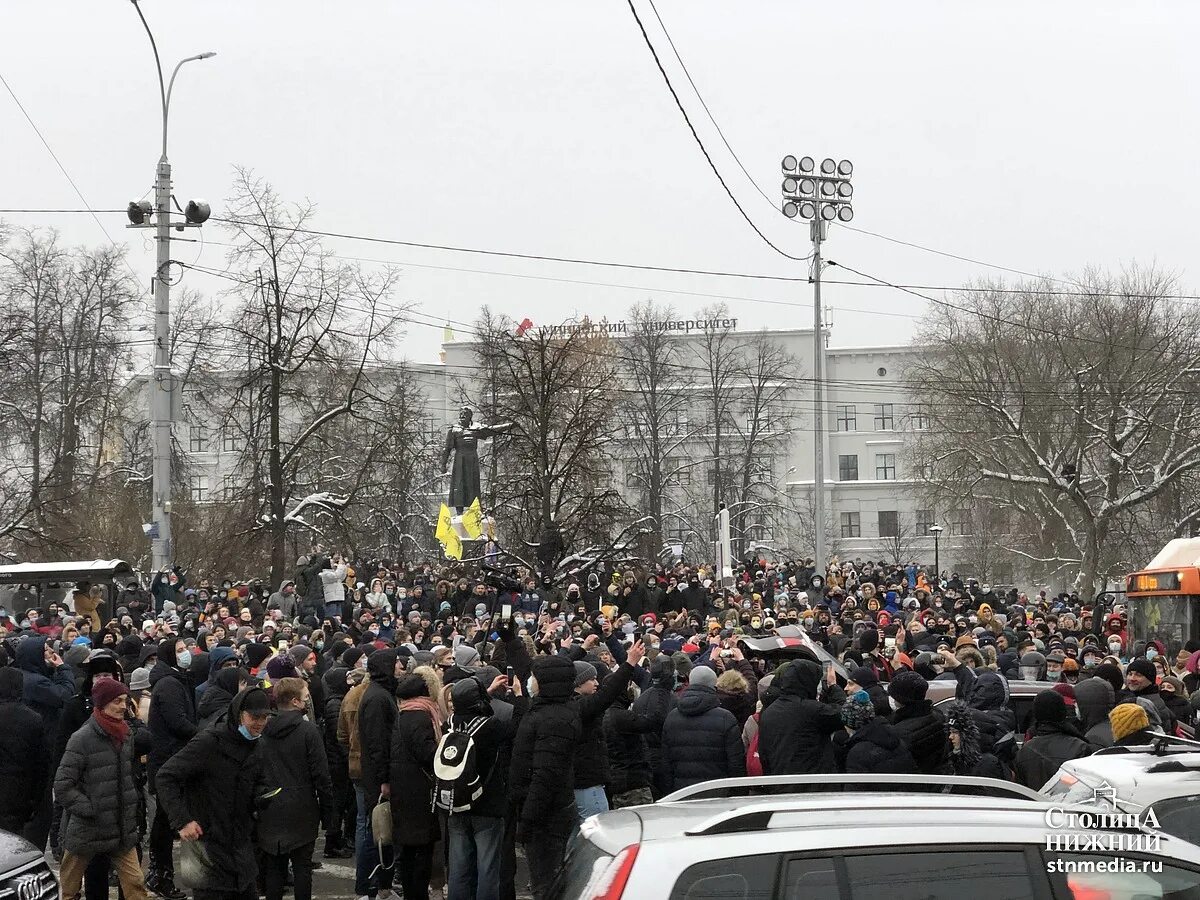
[689,666,717,689]
[840,689,875,730]
[91,677,128,710]
[1032,689,1068,724]
[1109,703,1150,742]
[888,669,929,706]
[573,661,597,689]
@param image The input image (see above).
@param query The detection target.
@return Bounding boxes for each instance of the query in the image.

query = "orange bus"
[1125,538,1200,656]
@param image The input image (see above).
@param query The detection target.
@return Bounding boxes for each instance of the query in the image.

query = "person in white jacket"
[365,578,391,613]
[317,555,348,622]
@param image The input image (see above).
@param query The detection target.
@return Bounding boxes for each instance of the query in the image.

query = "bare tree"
[908,267,1200,598]
[0,228,138,557]
[470,310,626,572]
[197,169,411,580]
[620,301,696,549]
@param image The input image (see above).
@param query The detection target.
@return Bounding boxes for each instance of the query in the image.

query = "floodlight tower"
[779,155,854,579]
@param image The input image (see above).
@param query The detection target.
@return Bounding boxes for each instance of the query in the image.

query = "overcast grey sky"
[3,1,1197,363]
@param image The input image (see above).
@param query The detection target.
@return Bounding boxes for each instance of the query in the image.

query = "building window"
[222,474,239,502]
[909,404,929,430]
[664,458,692,486]
[222,428,241,453]
[625,470,641,489]
[836,404,857,431]
[750,455,773,478]
[188,425,208,454]
[993,562,1014,584]
[875,453,897,480]
[189,475,207,503]
[706,467,718,485]
[950,507,972,536]
[917,462,934,481]
[916,508,935,534]
[840,512,861,538]
[878,510,899,537]
[988,506,1011,535]
[839,454,859,481]
[873,403,894,430]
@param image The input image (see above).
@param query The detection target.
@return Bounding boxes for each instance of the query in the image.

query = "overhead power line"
[623,0,808,263]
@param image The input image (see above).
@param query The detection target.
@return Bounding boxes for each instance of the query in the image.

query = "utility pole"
[780,155,855,579]
[127,0,215,572]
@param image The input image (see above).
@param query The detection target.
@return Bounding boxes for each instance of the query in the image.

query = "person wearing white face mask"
[146,637,199,900]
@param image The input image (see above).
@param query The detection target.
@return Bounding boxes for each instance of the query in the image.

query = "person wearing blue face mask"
[147,638,198,900]
[155,686,271,900]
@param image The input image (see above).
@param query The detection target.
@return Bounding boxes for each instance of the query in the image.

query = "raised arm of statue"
[476,421,515,439]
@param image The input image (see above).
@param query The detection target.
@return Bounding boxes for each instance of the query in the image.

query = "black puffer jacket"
[14,635,75,756]
[322,667,351,781]
[0,669,47,827]
[632,658,676,797]
[573,660,636,789]
[154,688,267,892]
[891,700,950,775]
[257,709,332,854]
[840,719,917,774]
[358,650,398,801]
[603,693,661,795]
[1014,721,1096,789]
[55,717,142,856]
[758,659,845,775]
[510,655,581,837]
[965,672,1017,764]
[147,647,198,785]
[389,703,439,846]
[660,684,745,792]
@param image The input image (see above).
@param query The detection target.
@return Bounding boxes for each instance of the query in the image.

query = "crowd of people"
[0,551,1196,900]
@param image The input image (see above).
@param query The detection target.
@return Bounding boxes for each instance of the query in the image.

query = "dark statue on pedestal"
[441,406,513,514]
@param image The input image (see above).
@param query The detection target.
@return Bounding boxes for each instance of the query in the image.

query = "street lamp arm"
[165,53,217,156]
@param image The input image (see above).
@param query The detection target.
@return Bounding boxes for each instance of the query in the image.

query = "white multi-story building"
[437,323,972,572]
[131,322,997,577]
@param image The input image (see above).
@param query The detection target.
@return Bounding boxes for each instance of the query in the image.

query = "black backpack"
[433,716,491,814]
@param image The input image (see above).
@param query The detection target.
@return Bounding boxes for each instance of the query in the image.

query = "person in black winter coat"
[444,674,529,900]
[1013,690,1097,790]
[847,665,891,720]
[758,657,846,776]
[389,674,440,900]
[13,634,75,850]
[197,667,248,730]
[942,701,1006,779]
[570,641,644,820]
[888,670,951,775]
[154,686,270,900]
[837,690,917,774]
[54,678,150,900]
[320,666,356,858]
[964,672,1018,768]
[147,638,198,900]
[356,649,400,898]
[257,678,332,900]
[660,666,746,791]
[603,681,662,807]
[643,578,666,619]
[0,667,47,835]
[633,655,677,798]
[510,655,581,900]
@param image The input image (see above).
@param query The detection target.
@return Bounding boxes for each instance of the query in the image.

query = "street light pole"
[129,0,215,572]
[929,523,944,584]
[780,155,854,582]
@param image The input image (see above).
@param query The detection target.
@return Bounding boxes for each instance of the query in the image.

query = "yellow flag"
[462,498,484,540]
[435,504,453,543]
[435,503,462,559]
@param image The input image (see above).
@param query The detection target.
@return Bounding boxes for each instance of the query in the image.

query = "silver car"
[547,774,1200,899]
